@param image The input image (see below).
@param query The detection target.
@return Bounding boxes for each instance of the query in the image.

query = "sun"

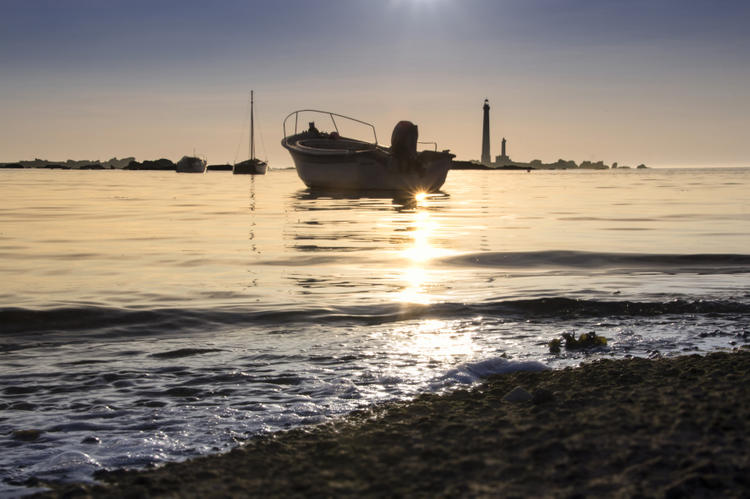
[388,0,447,7]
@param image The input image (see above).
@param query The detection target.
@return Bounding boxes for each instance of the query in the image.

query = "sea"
[1,167,749,496]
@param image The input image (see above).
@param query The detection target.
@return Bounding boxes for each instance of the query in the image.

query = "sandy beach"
[33,348,749,498]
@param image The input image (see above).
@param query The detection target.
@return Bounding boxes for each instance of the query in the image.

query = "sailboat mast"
[250,90,255,161]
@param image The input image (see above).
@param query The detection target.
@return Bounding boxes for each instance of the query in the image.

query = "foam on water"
[436,357,549,386]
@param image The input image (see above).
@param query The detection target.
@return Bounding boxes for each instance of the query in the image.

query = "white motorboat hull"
[288,150,451,192]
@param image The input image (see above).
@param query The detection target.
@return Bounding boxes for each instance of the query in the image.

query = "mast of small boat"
[250,90,255,162]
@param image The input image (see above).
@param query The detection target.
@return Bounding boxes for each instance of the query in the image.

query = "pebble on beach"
[502,386,533,403]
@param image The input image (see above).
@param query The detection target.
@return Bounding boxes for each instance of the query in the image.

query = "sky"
[1,0,749,168]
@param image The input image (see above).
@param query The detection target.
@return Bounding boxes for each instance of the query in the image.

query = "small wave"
[2,298,749,342]
[442,250,750,274]
[0,307,210,335]
[150,348,224,359]
[465,297,750,318]
[29,451,101,481]
[437,357,548,386]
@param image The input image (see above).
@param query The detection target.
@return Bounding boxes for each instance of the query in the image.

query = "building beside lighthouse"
[495,137,512,166]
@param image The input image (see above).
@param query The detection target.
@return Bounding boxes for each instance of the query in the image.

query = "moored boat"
[281,110,453,192]
[176,156,206,173]
[234,91,267,175]
[233,158,267,175]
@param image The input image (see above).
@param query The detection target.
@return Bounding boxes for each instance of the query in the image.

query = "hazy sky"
[1,0,749,167]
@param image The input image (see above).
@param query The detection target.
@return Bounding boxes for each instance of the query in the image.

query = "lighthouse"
[481,99,491,165]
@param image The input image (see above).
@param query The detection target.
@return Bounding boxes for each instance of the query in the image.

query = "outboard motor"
[391,121,418,171]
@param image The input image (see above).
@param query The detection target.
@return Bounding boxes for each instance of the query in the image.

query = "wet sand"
[37,349,749,498]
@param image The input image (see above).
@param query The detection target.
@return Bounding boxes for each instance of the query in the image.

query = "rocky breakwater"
[123,158,176,171]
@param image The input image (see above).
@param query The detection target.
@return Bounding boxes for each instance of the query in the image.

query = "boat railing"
[283,110,379,147]
[418,141,438,151]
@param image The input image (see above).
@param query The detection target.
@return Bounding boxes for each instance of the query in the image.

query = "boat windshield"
[283,110,379,146]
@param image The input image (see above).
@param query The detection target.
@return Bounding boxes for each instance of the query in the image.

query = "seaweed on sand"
[549,331,608,354]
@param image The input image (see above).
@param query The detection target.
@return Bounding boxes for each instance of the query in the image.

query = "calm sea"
[1,167,749,494]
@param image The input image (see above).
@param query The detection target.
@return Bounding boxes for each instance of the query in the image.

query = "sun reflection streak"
[395,194,454,304]
[402,211,439,263]
[398,266,430,304]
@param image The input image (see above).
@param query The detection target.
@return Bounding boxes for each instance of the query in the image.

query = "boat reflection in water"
[281,110,454,192]
[291,188,449,213]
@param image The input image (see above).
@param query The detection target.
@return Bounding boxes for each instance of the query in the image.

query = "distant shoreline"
[451,159,648,170]
[1,158,647,171]
[0,158,234,171]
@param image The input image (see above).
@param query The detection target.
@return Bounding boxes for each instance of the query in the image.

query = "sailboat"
[233,91,268,175]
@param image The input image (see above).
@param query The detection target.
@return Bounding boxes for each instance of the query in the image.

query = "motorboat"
[234,90,267,175]
[281,110,453,192]
[176,156,206,173]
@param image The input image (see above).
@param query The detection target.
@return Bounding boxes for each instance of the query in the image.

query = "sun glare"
[399,266,430,304]
[402,210,439,263]
[389,0,447,7]
[390,320,477,362]
[395,203,456,304]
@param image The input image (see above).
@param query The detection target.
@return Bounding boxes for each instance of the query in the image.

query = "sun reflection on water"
[402,211,439,263]
[390,319,478,362]
[398,266,430,304]
[395,192,455,304]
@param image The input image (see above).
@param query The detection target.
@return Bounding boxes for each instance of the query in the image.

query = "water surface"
[1,168,749,494]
